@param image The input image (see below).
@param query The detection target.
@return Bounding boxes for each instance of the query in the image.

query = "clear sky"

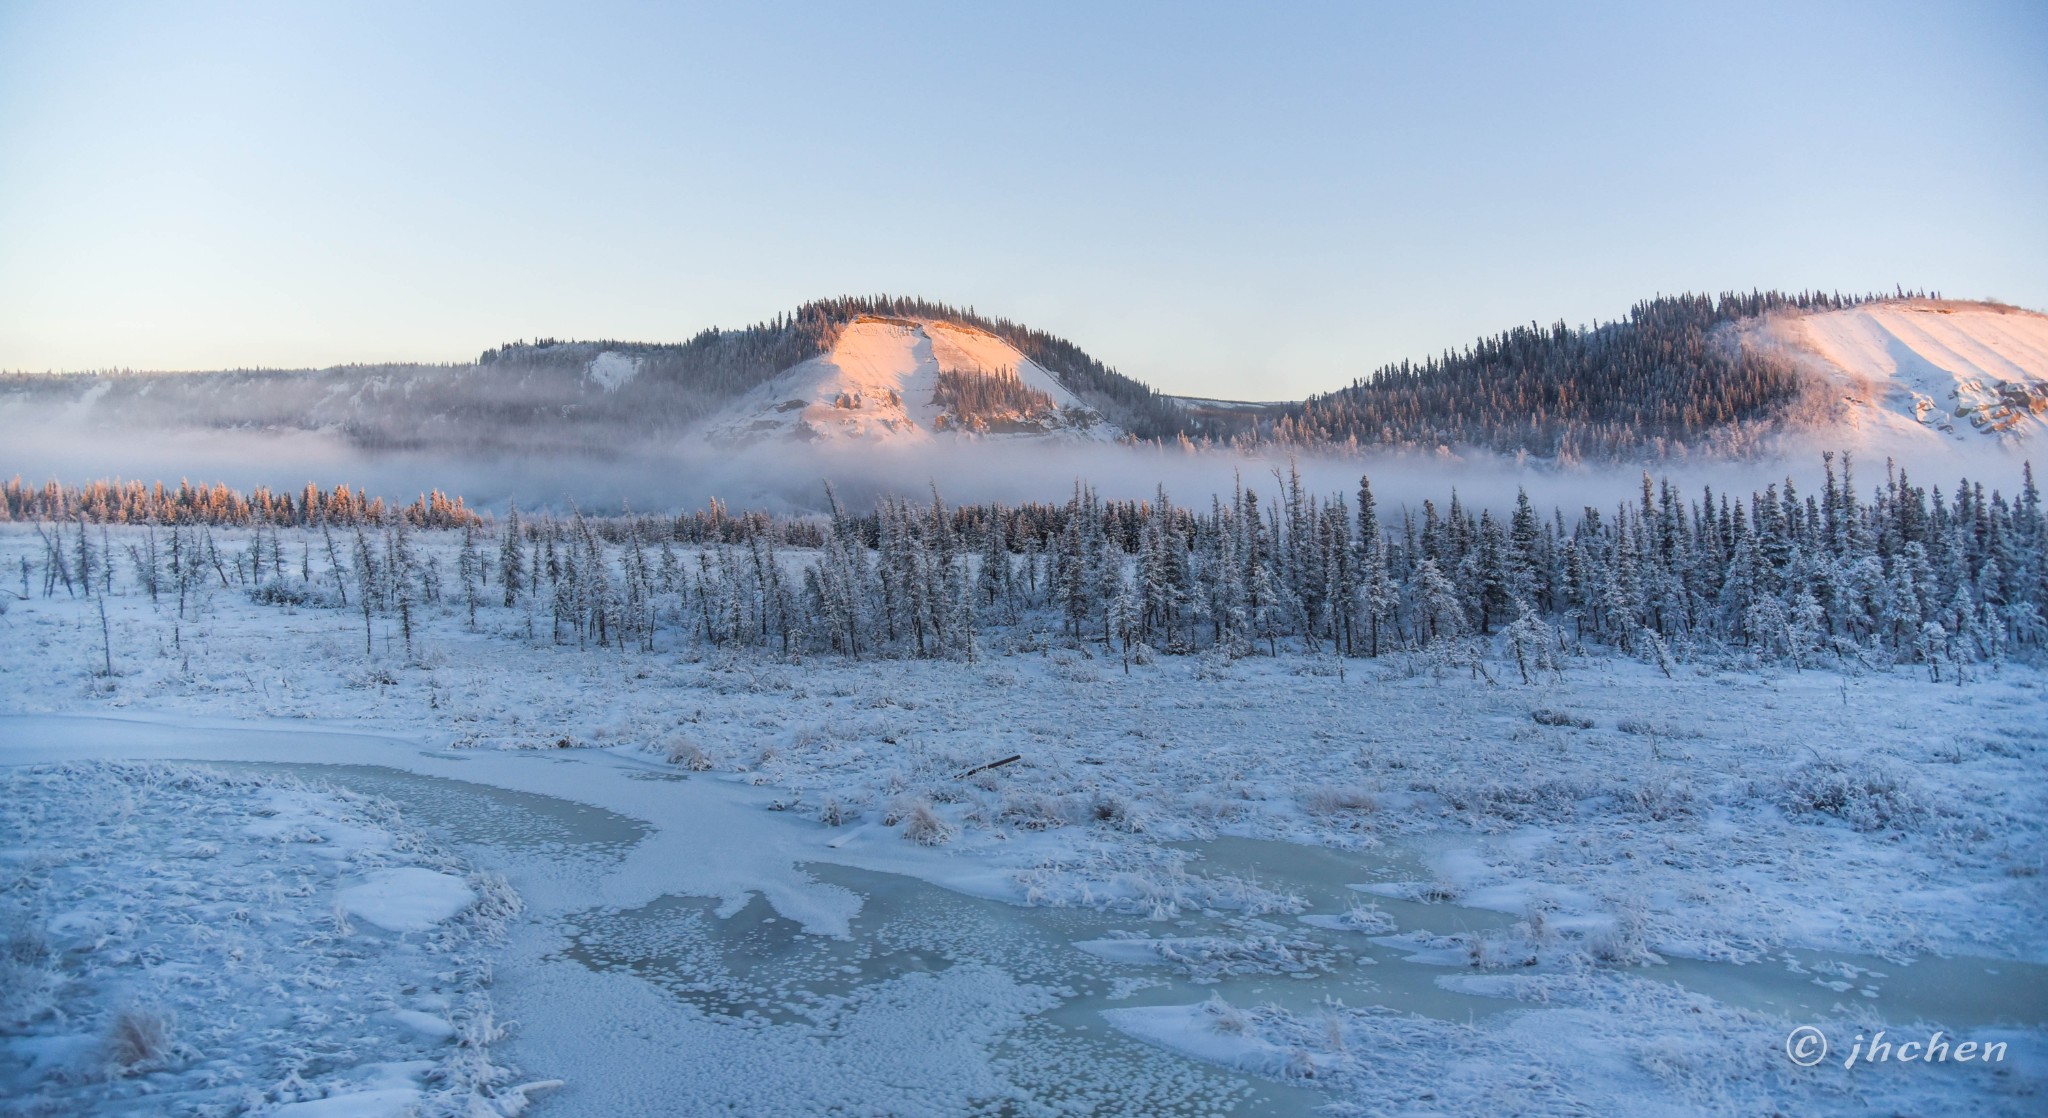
[2,1,2043,399]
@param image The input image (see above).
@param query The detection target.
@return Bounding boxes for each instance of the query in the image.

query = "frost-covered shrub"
[1778,759,1928,832]
[1586,906,1658,965]
[816,797,851,827]
[1154,933,1337,982]
[248,579,337,608]
[898,800,955,846]
[667,737,716,769]
[345,666,401,688]
[786,723,826,749]
[997,792,1067,831]
[1090,793,1146,833]
[1186,794,1245,823]
[1204,993,1249,1035]
[1192,649,1238,681]
[1337,902,1396,934]
[1408,881,1464,904]
[1004,626,1051,655]
[1302,786,1377,817]
[0,932,60,1028]
[1458,927,1539,969]
[105,1007,173,1073]
[1440,777,1594,823]
[1047,649,1100,683]
[1621,777,1699,821]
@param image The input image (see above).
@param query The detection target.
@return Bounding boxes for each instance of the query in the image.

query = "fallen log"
[955,754,1022,780]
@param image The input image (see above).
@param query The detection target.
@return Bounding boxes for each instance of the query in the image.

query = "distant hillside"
[0,295,1190,453]
[1256,290,1946,463]
[698,314,1122,446]
[4,289,2039,466]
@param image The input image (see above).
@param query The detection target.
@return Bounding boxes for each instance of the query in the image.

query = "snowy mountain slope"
[7,291,2042,467]
[1745,300,2048,447]
[700,315,1120,445]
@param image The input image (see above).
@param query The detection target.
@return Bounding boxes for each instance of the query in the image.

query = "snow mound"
[700,316,1120,445]
[1747,300,2048,447]
[338,867,478,932]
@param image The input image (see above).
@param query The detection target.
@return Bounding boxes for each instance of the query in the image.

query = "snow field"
[2,522,2045,1115]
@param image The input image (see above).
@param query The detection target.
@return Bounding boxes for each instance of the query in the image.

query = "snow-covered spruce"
[0,762,548,1117]
[10,451,2043,674]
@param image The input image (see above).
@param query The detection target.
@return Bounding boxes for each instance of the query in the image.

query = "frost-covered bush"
[1586,905,1658,965]
[1186,794,1246,823]
[1438,777,1595,823]
[1777,759,1928,832]
[1192,649,1238,681]
[1459,928,1539,970]
[660,737,713,769]
[1090,793,1146,833]
[1337,902,1396,934]
[1046,649,1100,683]
[890,798,955,845]
[1620,777,1699,821]
[248,579,338,608]
[1289,655,1345,678]
[1302,786,1377,817]
[1401,881,1464,904]
[1204,993,1250,1035]
[816,797,852,826]
[0,931,61,1029]
[1616,718,1700,739]
[104,1006,173,1073]
[997,792,1068,831]
[1152,932,1339,983]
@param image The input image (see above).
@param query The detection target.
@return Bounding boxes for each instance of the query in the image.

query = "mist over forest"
[6,289,2038,521]
[12,409,2030,525]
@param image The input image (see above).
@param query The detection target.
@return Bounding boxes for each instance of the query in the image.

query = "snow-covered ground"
[2,524,2044,1115]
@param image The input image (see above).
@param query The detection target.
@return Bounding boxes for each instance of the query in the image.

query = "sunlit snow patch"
[586,350,640,391]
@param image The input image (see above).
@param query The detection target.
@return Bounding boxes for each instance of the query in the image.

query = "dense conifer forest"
[10,451,2039,675]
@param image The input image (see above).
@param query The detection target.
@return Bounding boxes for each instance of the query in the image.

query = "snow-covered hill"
[700,315,1120,446]
[1746,300,2048,448]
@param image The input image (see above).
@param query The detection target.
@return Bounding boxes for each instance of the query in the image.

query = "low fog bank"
[3,416,2036,522]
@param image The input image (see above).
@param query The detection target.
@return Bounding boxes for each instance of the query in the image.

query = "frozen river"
[7,714,2043,1115]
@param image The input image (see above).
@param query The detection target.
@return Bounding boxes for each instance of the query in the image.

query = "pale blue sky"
[2,1,2043,398]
